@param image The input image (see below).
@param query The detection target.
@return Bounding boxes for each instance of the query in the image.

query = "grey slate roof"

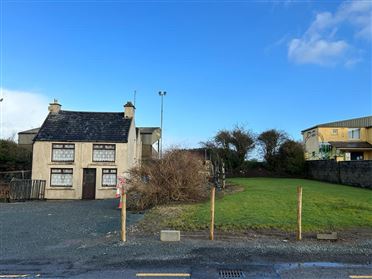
[329,141,372,150]
[34,111,132,143]
[302,116,372,133]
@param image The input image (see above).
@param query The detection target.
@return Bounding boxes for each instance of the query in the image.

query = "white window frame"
[52,143,75,162]
[102,168,117,187]
[50,168,73,187]
[93,144,116,162]
[348,128,361,140]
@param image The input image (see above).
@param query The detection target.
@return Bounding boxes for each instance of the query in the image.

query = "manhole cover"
[219,269,245,278]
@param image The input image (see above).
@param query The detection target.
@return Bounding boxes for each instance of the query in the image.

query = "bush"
[0,140,32,171]
[127,149,209,210]
[277,140,305,175]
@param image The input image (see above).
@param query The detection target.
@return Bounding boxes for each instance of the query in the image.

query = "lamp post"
[0,98,3,139]
[158,91,166,159]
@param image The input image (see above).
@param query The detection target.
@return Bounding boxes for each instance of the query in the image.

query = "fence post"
[121,189,127,242]
[297,186,303,241]
[210,186,215,240]
[221,162,226,189]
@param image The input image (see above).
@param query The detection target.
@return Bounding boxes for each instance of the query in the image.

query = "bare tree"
[257,129,288,169]
[202,125,255,172]
[230,125,255,166]
[214,130,231,150]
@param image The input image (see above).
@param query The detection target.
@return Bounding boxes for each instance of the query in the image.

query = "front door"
[82,168,96,199]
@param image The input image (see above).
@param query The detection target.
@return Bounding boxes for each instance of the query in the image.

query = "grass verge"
[140,178,372,233]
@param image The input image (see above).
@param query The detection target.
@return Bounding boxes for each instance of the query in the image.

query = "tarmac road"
[1,199,371,278]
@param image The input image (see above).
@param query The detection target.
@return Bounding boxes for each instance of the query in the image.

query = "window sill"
[89,162,116,166]
[49,162,75,165]
[98,187,116,190]
[47,187,75,190]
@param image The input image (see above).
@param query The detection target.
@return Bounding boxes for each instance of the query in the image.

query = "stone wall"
[306,160,372,189]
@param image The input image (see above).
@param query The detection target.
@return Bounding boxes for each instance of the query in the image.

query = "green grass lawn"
[163,178,372,232]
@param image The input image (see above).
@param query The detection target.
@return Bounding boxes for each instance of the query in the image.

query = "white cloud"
[288,0,372,66]
[288,38,350,65]
[0,88,49,140]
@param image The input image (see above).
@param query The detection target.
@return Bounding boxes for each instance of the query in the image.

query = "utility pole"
[158,91,166,159]
[0,97,3,139]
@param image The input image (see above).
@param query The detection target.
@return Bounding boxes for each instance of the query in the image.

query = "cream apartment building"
[302,116,372,161]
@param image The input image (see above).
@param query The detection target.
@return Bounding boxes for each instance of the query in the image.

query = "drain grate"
[219,269,245,278]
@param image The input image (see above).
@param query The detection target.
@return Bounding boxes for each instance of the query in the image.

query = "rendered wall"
[32,141,131,199]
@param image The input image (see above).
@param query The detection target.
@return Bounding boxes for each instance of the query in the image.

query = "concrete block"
[160,230,181,242]
[317,232,338,240]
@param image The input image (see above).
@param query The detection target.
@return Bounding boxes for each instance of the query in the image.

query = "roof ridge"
[319,115,372,126]
[60,110,124,114]
[302,115,372,133]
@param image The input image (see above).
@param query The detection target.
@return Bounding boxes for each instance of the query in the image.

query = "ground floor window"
[102,169,117,187]
[50,168,73,187]
[351,152,364,161]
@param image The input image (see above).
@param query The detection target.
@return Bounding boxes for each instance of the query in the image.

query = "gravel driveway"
[0,199,143,261]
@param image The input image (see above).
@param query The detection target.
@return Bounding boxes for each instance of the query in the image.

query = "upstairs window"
[348,128,360,140]
[52,144,75,162]
[50,168,73,187]
[93,144,115,162]
[102,169,117,187]
[331,129,338,135]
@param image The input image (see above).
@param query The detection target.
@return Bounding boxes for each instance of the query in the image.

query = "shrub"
[127,149,209,210]
[277,140,305,175]
[0,139,32,171]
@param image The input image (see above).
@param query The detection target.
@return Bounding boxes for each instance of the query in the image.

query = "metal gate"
[9,179,46,201]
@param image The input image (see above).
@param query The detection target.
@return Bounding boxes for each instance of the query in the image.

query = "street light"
[0,98,3,139]
[158,91,166,159]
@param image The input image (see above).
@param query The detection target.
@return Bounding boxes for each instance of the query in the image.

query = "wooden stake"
[297,186,302,241]
[210,186,215,240]
[121,190,127,242]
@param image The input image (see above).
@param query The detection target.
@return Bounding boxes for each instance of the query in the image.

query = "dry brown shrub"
[127,149,209,210]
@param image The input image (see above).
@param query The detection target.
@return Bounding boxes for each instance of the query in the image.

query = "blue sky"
[1,0,371,151]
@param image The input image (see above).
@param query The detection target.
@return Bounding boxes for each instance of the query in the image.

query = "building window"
[102,169,117,187]
[52,144,75,162]
[93,144,115,162]
[331,129,338,135]
[50,168,73,187]
[348,128,360,140]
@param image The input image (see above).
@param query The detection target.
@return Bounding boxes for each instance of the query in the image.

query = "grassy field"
[154,178,372,232]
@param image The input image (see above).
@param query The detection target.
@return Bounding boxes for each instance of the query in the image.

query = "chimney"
[124,101,135,119]
[48,99,61,113]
